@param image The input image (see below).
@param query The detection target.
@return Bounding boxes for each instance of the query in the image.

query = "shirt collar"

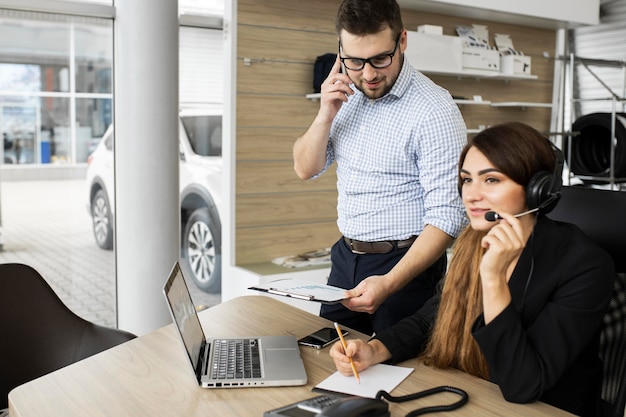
[387,55,411,99]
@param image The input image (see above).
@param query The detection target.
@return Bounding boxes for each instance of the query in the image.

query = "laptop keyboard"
[212,338,262,379]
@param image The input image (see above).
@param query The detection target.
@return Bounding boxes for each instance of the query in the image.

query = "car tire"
[91,188,114,250]
[182,207,221,293]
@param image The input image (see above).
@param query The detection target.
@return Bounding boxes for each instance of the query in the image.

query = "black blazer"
[376,216,614,416]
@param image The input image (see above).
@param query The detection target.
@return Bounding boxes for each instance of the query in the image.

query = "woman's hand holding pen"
[329,337,392,376]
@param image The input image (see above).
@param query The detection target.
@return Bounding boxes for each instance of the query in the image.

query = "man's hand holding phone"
[318,55,353,120]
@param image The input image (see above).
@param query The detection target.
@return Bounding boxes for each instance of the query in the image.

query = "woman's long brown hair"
[420,122,556,379]
[421,226,490,378]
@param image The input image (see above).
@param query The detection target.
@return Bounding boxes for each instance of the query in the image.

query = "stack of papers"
[272,248,331,268]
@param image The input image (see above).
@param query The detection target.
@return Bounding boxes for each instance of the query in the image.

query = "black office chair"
[0,263,136,410]
[548,186,626,417]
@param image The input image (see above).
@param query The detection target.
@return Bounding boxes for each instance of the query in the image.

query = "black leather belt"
[343,236,417,254]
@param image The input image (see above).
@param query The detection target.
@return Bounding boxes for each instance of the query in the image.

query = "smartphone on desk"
[298,327,348,349]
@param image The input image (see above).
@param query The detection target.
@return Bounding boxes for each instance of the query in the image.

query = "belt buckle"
[348,239,367,255]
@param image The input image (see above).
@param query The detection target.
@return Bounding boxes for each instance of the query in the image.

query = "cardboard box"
[500,55,532,75]
[462,47,500,72]
[494,33,531,76]
[417,24,443,35]
[405,31,463,73]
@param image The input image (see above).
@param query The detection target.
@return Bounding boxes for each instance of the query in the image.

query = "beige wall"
[235,0,555,265]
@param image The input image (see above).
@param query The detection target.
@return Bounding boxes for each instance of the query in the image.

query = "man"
[293,0,467,335]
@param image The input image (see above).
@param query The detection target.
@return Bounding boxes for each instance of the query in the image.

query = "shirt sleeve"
[310,138,335,180]
[417,99,468,238]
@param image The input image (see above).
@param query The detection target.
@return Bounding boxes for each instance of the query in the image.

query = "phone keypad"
[296,395,342,413]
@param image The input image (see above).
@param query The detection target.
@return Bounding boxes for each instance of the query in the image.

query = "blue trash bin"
[41,141,50,164]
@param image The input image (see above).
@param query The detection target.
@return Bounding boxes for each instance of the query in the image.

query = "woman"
[329,122,614,416]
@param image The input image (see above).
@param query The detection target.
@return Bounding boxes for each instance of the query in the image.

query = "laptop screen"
[163,263,205,372]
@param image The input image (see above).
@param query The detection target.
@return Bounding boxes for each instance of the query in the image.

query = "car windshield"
[181,115,222,157]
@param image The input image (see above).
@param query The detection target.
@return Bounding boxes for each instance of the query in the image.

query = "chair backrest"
[548,186,626,417]
[0,263,136,409]
[599,272,626,417]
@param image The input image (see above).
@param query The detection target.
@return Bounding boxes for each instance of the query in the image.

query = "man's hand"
[293,55,353,180]
[341,275,391,314]
[318,55,354,122]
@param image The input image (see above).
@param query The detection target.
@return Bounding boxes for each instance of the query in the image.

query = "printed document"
[248,278,348,304]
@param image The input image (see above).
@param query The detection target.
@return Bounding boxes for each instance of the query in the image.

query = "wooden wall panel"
[238,0,338,32]
[235,223,341,265]
[235,0,557,266]
[237,161,336,194]
[237,191,338,228]
[238,27,337,63]
[237,127,305,161]
[237,95,318,128]
[237,61,312,96]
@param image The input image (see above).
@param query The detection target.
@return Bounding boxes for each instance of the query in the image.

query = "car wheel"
[182,207,221,293]
[91,189,113,250]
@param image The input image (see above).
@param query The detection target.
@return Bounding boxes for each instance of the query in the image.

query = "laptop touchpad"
[265,348,298,364]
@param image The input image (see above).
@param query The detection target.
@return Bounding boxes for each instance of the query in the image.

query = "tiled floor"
[0,179,220,328]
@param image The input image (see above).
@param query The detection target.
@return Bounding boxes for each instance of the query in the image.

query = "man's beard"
[355,78,393,100]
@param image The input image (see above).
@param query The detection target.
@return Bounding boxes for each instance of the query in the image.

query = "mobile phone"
[298,327,348,349]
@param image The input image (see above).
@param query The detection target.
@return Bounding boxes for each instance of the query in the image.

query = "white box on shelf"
[405,31,463,73]
[500,55,532,75]
[462,47,500,72]
[417,24,443,35]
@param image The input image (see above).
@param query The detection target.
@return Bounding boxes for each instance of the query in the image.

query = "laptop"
[163,261,308,388]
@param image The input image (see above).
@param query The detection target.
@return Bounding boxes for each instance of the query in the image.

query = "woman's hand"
[329,338,391,375]
[480,212,527,281]
[479,212,531,322]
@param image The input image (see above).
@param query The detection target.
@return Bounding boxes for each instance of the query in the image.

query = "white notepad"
[314,364,414,398]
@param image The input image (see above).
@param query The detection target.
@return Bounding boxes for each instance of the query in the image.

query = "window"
[0,11,112,165]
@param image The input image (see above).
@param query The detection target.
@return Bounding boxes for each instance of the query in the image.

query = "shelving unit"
[418,68,537,81]
[305,95,551,110]
[303,61,546,139]
[455,99,491,106]
[555,53,626,187]
[490,102,552,109]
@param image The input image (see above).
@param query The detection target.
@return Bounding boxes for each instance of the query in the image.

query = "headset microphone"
[484,208,540,222]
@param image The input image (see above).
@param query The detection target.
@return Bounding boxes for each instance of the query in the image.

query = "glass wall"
[0,2,224,328]
[0,11,112,166]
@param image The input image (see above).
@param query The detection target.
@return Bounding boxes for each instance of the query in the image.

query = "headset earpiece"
[525,142,564,213]
[526,170,554,210]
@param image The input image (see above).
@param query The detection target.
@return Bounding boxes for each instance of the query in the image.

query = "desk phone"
[264,394,389,417]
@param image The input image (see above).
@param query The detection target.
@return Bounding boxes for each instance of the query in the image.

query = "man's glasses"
[339,34,401,71]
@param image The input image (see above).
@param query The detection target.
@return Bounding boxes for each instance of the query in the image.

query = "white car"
[86,109,223,293]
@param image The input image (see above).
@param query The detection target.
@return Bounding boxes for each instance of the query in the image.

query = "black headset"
[525,142,564,214]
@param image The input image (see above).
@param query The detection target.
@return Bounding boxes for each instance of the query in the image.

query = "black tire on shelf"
[566,112,626,180]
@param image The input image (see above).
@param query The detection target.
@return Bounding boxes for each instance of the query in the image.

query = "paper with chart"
[248,278,348,304]
[314,364,414,398]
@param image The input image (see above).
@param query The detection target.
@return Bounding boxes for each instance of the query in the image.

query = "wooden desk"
[9,296,574,416]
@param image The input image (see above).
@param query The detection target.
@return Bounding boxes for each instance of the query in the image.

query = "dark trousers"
[320,237,446,335]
